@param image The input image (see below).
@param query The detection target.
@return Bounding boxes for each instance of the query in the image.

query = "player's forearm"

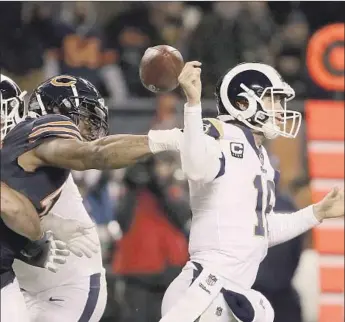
[86,131,181,170]
[88,135,152,169]
[36,131,181,171]
[1,202,42,241]
[1,184,42,240]
[267,205,321,247]
[1,212,42,241]
[181,104,220,182]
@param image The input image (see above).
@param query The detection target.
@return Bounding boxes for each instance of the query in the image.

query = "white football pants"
[1,278,30,322]
[22,273,107,322]
[162,262,274,322]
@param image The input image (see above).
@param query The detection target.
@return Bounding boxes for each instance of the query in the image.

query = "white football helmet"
[0,74,27,139]
[215,63,302,139]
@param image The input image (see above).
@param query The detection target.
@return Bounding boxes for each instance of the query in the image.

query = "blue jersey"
[0,114,81,287]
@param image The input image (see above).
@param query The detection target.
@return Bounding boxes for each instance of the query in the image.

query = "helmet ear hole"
[235,98,249,111]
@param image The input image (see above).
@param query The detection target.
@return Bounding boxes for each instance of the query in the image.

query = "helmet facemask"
[236,83,302,139]
[67,96,109,141]
[0,90,27,140]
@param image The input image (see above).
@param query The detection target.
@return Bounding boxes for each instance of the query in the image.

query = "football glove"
[18,231,70,273]
[41,212,100,258]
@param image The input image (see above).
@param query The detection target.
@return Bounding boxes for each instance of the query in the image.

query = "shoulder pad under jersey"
[202,118,224,139]
[29,114,82,143]
[178,118,224,140]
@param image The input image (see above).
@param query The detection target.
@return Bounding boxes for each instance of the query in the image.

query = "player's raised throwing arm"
[177,62,223,182]
[1,183,42,240]
[33,132,180,171]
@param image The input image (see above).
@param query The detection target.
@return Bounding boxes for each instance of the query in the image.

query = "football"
[139,45,184,93]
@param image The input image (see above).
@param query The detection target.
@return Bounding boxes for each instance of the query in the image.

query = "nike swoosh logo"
[49,297,64,302]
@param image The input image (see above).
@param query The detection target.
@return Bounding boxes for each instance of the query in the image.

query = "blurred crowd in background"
[0,2,343,322]
[1,1,344,100]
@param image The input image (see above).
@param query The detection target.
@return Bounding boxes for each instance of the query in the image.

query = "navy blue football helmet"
[28,75,109,141]
[215,63,301,139]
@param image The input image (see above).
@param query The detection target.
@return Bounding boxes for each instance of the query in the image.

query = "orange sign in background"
[307,23,344,92]
[306,23,344,322]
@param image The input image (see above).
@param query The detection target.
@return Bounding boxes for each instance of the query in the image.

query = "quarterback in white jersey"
[156,62,344,322]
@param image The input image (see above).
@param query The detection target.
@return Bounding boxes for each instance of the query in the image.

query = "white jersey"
[13,175,104,293]
[187,122,277,290]
[161,106,319,322]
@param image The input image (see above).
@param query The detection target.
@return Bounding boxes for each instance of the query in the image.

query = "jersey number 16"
[254,175,275,237]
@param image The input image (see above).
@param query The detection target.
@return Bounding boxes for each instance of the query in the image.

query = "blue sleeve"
[29,114,82,143]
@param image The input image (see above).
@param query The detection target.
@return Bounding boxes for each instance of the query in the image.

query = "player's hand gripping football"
[313,187,344,222]
[178,61,202,107]
[41,213,100,258]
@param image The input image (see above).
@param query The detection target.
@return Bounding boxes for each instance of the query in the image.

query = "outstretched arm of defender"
[1,183,42,240]
[33,132,180,171]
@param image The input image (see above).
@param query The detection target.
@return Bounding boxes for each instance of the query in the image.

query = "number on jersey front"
[253,175,275,237]
[39,185,64,217]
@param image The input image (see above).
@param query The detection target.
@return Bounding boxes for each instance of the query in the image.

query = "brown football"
[139,45,184,93]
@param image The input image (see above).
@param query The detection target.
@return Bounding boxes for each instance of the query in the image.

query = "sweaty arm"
[34,132,181,171]
[0,183,42,240]
[179,104,222,182]
[267,205,321,247]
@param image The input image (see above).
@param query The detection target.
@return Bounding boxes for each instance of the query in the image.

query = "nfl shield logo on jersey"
[206,274,218,286]
[259,152,264,165]
[215,306,223,317]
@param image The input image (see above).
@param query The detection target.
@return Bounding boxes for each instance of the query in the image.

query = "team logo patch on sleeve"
[230,142,244,158]
[202,118,224,139]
